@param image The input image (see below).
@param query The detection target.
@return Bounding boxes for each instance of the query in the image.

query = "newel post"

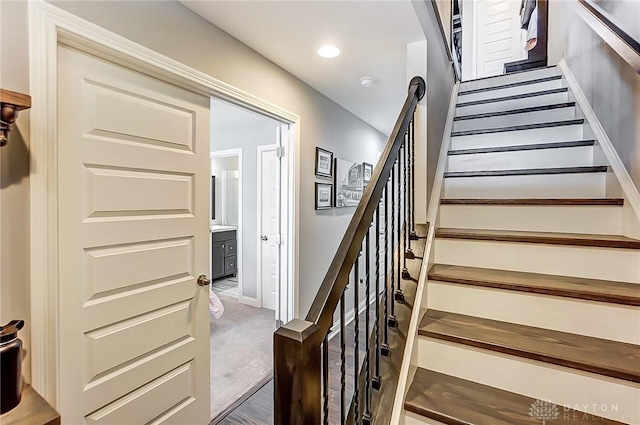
[274,319,322,425]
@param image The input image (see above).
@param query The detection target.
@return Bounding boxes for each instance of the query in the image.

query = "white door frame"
[210,149,243,301]
[28,0,300,405]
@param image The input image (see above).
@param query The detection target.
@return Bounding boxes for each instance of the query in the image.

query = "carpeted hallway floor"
[210,294,275,420]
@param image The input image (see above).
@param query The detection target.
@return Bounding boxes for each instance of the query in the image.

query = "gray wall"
[413,0,457,211]
[548,0,640,189]
[0,0,387,381]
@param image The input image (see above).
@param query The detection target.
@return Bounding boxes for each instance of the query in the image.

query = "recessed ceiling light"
[360,76,376,87]
[317,45,341,59]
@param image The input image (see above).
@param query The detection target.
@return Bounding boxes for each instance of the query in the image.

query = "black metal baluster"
[406,118,416,259]
[340,290,346,424]
[323,333,329,425]
[402,135,412,277]
[353,258,360,425]
[381,185,391,357]
[363,228,372,424]
[388,164,398,327]
[410,112,419,241]
[373,205,383,386]
[395,157,405,302]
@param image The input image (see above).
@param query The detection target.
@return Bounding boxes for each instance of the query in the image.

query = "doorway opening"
[453,0,548,81]
[208,99,288,422]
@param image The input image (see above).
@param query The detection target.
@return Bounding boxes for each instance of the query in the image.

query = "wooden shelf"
[0,89,31,110]
[0,385,60,425]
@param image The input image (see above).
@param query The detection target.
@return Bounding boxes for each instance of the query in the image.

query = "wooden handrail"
[574,0,640,74]
[274,76,425,425]
[305,76,425,331]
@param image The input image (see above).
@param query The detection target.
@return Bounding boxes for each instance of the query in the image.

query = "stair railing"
[274,76,426,425]
[574,0,640,74]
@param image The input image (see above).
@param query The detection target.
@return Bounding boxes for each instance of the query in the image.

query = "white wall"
[0,0,388,381]
[0,0,32,383]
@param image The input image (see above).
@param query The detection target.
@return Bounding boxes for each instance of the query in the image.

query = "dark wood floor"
[217,380,274,425]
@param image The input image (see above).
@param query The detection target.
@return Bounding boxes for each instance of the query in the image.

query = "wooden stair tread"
[428,264,640,306]
[444,165,608,178]
[418,310,640,382]
[404,368,624,425]
[457,87,568,108]
[451,119,584,137]
[440,198,624,206]
[435,227,640,250]
[454,102,575,121]
[448,140,595,156]
[458,75,563,96]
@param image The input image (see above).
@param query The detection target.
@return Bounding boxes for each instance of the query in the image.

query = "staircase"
[401,67,640,425]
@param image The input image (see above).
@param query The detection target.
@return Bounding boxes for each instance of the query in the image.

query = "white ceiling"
[179,1,425,136]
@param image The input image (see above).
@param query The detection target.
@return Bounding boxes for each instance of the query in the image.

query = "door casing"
[28,0,300,406]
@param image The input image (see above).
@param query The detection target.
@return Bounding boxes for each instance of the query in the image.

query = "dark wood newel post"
[274,319,323,425]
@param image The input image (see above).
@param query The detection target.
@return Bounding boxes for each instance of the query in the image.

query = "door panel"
[474,0,526,78]
[259,145,280,311]
[57,46,210,424]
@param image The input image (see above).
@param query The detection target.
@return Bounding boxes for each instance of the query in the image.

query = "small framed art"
[315,147,333,178]
[315,182,333,210]
[363,162,373,183]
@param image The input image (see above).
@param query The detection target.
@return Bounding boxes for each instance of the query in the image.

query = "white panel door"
[258,145,280,312]
[474,0,526,78]
[57,46,210,424]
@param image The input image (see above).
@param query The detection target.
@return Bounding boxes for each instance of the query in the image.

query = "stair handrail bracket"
[274,76,425,425]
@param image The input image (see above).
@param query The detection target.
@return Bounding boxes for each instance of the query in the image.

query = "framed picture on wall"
[363,162,373,183]
[334,157,363,208]
[315,147,333,178]
[315,182,333,210]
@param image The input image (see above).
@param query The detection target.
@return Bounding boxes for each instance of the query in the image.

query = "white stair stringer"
[434,238,640,284]
[443,172,607,198]
[457,77,564,103]
[425,282,640,344]
[452,105,577,132]
[438,204,622,235]
[446,145,594,172]
[459,66,560,92]
[416,338,640,424]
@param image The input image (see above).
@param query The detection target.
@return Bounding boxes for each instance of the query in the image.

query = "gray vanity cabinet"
[211,230,237,279]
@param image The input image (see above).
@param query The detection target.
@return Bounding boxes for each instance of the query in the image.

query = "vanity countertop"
[210,225,237,233]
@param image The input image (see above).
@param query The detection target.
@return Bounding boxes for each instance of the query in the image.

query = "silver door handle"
[261,235,268,241]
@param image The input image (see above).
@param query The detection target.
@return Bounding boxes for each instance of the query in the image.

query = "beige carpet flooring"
[210,294,275,420]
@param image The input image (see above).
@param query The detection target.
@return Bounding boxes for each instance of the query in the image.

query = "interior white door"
[258,145,280,312]
[474,0,526,78]
[57,45,210,424]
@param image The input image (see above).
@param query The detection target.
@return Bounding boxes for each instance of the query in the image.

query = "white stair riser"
[443,173,607,198]
[452,106,576,132]
[458,79,564,103]
[447,146,594,172]
[438,204,623,235]
[434,239,640,283]
[425,282,640,344]
[459,67,560,92]
[452,124,584,148]
[404,412,446,425]
[456,91,569,116]
[416,339,640,425]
